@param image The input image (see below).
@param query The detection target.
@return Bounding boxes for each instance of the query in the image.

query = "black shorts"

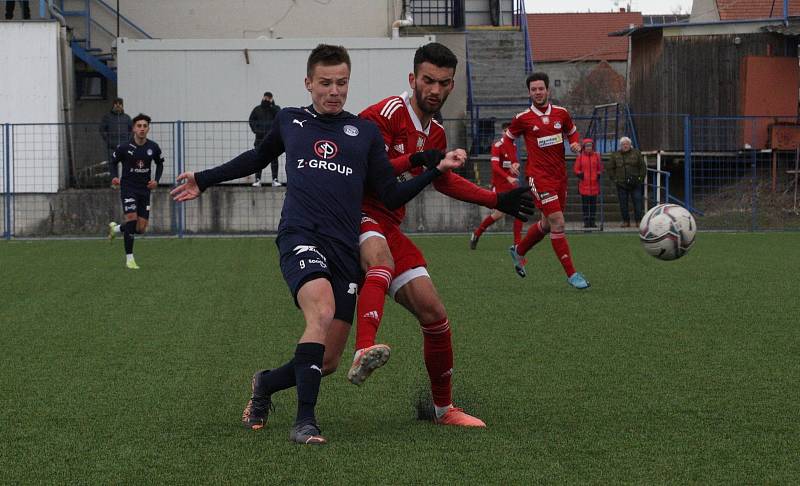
[121,188,151,219]
[276,229,360,324]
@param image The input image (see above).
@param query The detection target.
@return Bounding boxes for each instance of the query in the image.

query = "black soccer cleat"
[469,232,480,250]
[241,370,274,430]
[289,421,327,445]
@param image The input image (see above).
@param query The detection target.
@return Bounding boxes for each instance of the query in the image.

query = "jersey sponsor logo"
[292,245,326,261]
[293,118,307,127]
[537,133,563,148]
[393,143,405,154]
[296,158,353,176]
[343,125,359,137]
[347,283,358,295]
[314,140,338,159]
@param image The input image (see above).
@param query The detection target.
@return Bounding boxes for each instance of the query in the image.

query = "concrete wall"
[116,36,436,122]
[62,0,401,50]
[8,187,505,237]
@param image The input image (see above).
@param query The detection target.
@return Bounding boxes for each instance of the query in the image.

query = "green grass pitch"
[1,233,799,484]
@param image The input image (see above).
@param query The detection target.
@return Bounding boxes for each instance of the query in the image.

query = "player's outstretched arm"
[367,136,463,210]
[171,172,201,202]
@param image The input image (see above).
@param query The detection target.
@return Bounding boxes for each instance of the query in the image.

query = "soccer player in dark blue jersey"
[170,44,465,445]
[108,114,164,269]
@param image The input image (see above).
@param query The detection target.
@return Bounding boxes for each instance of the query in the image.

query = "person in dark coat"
[248,92,281,186]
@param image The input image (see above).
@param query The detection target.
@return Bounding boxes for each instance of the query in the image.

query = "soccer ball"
[638,204,696,260]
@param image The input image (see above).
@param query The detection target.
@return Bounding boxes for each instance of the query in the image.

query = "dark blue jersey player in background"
[108,113,164,270]
[171,44,465,445]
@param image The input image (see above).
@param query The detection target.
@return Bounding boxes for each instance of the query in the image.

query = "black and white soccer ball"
[638,204,696,261]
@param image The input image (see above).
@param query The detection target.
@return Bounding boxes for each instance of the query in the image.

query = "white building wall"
[0,21,64,193]
[117,36,435,182]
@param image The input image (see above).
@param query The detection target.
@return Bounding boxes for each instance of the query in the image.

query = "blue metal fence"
[2,115,799,239]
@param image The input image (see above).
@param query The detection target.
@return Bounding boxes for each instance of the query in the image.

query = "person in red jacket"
[573,138,603,228]
[470,122,523,249]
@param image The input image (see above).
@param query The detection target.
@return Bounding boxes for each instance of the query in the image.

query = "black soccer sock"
[254,360,297,397]
[293,342,325,425]
[123,220,137,255]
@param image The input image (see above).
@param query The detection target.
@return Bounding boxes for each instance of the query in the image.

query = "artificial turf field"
[2,232,799,484]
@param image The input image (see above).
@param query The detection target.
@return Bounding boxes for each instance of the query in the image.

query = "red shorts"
[359,213,427,278]
[527,176,567,216]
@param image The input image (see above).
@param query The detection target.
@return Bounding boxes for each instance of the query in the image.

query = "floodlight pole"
[116,0,120,38]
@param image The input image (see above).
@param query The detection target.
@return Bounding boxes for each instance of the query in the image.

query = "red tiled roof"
[527,12,643,62]
[717,0,800,20]
[716,0,800,20]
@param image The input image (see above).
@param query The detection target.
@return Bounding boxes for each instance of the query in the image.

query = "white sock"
[434,404,452,419]
[126,254,134,262]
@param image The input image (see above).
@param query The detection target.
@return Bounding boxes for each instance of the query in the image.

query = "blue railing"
[2,116,799,238]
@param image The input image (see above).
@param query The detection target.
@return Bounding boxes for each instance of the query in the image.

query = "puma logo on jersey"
[310,365,322,374]
[293,119,307,127]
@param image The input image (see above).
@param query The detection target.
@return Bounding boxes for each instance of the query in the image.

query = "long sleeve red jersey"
[359,93,497,226]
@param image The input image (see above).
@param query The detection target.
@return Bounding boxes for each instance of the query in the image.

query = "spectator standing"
[607,136,646,227]
[573,138,603,228]
[100,97,133,183]
[248,92,281,187]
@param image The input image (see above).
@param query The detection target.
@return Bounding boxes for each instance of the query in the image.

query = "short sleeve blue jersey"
[112,139,164,190]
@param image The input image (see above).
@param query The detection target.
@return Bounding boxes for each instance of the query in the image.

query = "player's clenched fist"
[171,172,201,202]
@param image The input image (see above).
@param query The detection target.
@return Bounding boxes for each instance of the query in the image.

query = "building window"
[76,72,107,100]
[554,79,562,87]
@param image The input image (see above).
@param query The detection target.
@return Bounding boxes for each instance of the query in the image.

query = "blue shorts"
[121,187,151,219]
[276,229,360,324]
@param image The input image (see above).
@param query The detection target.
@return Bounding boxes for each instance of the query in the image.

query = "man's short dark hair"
[307,44,351,78]
[263,91,273,98]
[413,42,458,74]
[113,97,124,104]
[132,113,151,125]
[526,72,549,89]
[501,122,511,130]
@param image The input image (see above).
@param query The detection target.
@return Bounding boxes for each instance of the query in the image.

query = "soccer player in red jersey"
[469,122,524,249]
[502,72,590,289]
[343,43,533,427]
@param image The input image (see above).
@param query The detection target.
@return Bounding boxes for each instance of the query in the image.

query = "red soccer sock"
[420,317,453,408]
[512,218,523,245]
[550,230,576,277]
[474,214,496,237]
[354,266,393,351]
[516,220,548,256]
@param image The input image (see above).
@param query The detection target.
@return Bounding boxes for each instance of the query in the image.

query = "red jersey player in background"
[503,72,590,289]
[469,121,524,249]
[339,43,533,427]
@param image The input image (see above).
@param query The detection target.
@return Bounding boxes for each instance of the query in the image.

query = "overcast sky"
[525,0,694,14]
